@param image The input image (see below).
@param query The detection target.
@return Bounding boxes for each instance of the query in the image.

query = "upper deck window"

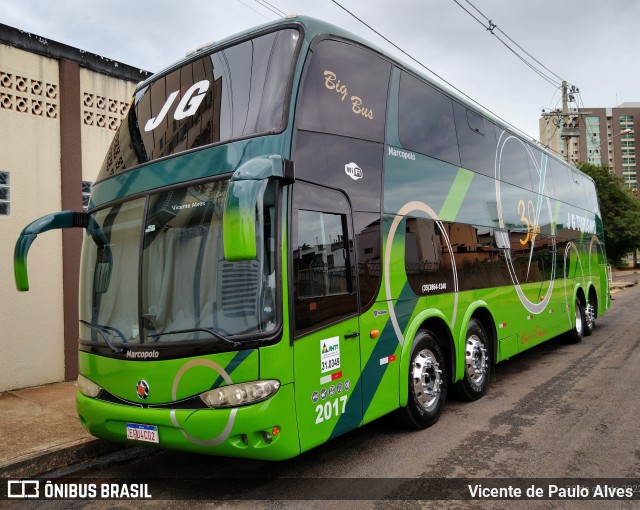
[296,38,391,143]
[398,72,460,165]
[97,28,300,181]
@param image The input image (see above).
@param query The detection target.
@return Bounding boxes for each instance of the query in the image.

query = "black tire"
[567,297,585,343]
[395,330,448,429]
[584,293,596,336]
[454,318,491,401]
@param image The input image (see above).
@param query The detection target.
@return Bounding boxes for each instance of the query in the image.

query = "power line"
[451,0,564,88]
[234,0,273,21]
[461,0,565,84]
[258,0,287,16]
[254,0,285,18]
[328,0,539,142]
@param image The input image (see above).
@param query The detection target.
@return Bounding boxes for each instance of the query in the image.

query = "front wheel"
[567,298,585,343]
[395,330,448,429]
[454,319,491,401]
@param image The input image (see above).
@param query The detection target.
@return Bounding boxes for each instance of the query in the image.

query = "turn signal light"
[77,374,102,398]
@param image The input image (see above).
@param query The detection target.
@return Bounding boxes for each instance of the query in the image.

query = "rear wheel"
[395,330,448,429]
[454,319,491,401]
[584,293,596,336]
[567,297,585,343]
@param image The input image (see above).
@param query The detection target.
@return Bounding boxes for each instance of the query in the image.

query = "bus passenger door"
[291,183,362,452]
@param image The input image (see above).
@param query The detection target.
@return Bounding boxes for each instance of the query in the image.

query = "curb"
[0,439,126,479]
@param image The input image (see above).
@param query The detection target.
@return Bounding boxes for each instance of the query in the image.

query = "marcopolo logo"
[126,350,160,360]
[136,380,150,400]
[344,162,363,180]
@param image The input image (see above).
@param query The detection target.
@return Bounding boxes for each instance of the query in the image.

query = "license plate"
[126,423,159,443]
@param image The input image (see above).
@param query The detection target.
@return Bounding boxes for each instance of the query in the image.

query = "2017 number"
[315,395,348,424]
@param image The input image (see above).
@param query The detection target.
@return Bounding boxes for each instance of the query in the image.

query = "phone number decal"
[422,282,447,294]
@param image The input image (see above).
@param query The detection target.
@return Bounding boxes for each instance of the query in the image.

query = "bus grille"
[220,260,260,318]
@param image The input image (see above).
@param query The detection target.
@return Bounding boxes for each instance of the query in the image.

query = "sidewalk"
[0,271,637,479]
[610,268,639,295]
[0,381,126,478]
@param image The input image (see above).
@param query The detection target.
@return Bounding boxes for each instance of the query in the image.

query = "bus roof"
[135,15,587,181]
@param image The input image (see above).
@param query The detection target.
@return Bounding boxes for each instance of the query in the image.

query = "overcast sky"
[1,0,638,140]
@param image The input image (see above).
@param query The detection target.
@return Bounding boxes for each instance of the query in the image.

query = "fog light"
[77,374,102,398]
[200,380,280,408]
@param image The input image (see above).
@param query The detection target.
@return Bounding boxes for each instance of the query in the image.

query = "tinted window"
[296,39,391,142]
[354,212,381,309]
[405,217,454,296]
[97,29,300,180]
[548,159,575,205]
[295,211,350,299]
[584,177,599,212]
[405,218,515,295]
[573,173,592,210]
[526,145,556,196]
[293,131,383,213]
[453,102,497,177]
[292,183,357,336]
[398,72,460,164]
[497,133,534,191]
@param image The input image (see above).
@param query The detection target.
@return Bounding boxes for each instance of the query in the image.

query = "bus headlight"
[77,374,102,398]
[200,380,280,408]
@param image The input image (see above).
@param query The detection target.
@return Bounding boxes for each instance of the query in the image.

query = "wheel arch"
[575,284,587,308]
[587,283,599,318]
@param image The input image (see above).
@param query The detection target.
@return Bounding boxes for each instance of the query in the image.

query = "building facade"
[0,24,150,391]
[539,103,640,193]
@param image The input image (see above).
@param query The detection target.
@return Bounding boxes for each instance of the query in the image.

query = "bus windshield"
[79,179,278,349]
[96,28,300,181]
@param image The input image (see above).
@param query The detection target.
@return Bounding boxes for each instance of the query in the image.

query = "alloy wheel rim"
[412,349,442,411]
[465,335,488,388]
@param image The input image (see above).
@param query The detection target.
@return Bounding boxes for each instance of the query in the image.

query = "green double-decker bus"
[14,16,609,460]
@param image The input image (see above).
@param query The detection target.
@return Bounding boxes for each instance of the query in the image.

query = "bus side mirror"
[223,179,265,261]
[14,211,88,291]
[223,155,293,261]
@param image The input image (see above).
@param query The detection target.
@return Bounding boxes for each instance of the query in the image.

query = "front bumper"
[76,383,300,460]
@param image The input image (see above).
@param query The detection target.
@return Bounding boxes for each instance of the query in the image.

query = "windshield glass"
[79,179,278,348]
[96,28,300,181]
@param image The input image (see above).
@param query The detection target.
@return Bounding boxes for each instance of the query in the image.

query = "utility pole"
[559,80,581,164]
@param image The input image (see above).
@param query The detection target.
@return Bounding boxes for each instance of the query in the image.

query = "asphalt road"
[16,284,640,509]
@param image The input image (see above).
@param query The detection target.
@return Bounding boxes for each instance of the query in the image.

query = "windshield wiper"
[146,327,241,348]
[79,320,127,354]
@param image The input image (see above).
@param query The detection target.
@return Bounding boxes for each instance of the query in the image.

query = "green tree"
[579,162,640,265]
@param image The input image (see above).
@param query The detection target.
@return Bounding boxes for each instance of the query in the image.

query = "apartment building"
[539,103,639,193]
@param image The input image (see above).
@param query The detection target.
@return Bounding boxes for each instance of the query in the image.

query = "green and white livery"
[14,16,608,460]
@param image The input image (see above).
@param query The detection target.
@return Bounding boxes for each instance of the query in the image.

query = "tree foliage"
[579,162,640,265]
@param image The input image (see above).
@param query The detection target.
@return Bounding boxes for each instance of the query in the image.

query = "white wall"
[0,45,65,391]
[0,45,137,392]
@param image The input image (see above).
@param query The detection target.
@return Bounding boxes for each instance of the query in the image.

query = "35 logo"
[517,199,541,245]
[144,80,210,132]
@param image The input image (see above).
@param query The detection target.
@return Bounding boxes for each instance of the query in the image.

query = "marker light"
[77,374,102,398]
[200,380,280,408]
